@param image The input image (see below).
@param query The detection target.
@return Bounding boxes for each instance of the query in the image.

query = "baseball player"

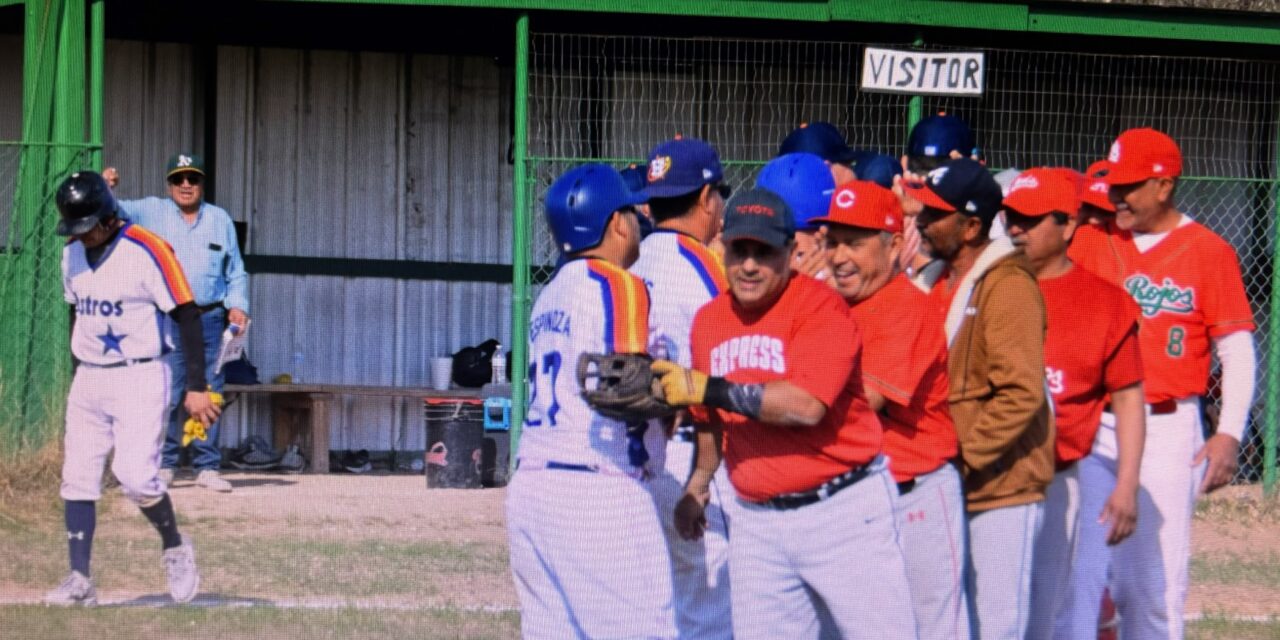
[505,164,675,639]
[44,171,218,607]
[999,168,1147,640]
[906,158,1055,640]
[756,152,837,281]
[103,154,249,492]
[812,181,969,640]
[778,121,860,185]
[1068,128,1256,640]
[661,187,917,640]
[630,137,735,639]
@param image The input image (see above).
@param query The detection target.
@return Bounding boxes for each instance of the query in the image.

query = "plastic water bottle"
[491,347,506,384]
[292,351,305,384]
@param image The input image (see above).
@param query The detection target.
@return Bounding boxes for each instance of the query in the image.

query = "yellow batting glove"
[182,390,224,446]
[651,360,708,406]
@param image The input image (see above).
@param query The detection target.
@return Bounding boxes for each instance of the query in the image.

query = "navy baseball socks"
[64,500,95,576]
[139,493,183,549]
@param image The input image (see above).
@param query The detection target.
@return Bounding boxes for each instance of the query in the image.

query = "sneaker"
[44,571,97,607]
[195,470,232,492]
[157,468,176,488]
[162,534,201,604]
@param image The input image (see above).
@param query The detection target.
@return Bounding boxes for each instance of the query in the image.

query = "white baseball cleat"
[44,571,97,607]
[196,470,232,492]
[163,534,201,603]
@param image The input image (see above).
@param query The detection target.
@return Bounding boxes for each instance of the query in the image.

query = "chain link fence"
[526,33,1280,486]
[0,143,96,454]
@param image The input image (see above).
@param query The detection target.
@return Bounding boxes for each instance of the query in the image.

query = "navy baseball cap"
[777,122,859,165]
[619,164,647,194]
[722,187,796,249]
[852,152,904,189]
[907,114,976,159]
[643,137,725,198]
[902,158,1003,223]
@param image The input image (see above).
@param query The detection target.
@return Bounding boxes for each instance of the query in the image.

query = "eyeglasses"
[168,173,203,187]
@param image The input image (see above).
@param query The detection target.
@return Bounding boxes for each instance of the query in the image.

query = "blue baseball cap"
[901,158,1002,224]
[777,122,858,165]
[852,152,904,189]
[722,187,796,249]
[619,164,647,194]
[643,137,725,198]
[907,114,976,159]
[755,153,835,230]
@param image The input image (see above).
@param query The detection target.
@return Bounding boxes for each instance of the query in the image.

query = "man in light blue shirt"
[104,154,249,492]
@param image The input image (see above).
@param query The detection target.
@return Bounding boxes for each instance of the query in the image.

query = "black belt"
[760,464,872,510]
[82,356,158,369]
[1104,398,1178,416]
[897,479,917,496]
[197,302,225,314]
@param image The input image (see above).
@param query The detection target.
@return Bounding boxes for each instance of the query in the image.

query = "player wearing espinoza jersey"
[1001,168,1146,640]
[659,188,917,640]
[505,164,676,639]
[1069,129,1256,640]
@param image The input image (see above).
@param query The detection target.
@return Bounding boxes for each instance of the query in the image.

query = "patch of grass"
[1194,492,1280,525]
[1191,552,1280,590]
[0,605,520,640]
[0,440,67,527]
[1188,614,1280,640]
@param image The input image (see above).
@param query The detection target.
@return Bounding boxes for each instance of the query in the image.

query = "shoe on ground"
[157,468,176,488]
[44,571,97,607]
[163,534,201,604]
[196,469,232,492]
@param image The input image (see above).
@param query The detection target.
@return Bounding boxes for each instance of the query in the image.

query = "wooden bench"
[223,383,484,473]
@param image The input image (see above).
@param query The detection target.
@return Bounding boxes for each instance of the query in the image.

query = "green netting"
[525,33,1280,487]
[0,143,96,454]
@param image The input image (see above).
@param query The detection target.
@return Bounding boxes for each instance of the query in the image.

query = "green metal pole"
[906,33,924,146]
[509,13,531,475]
[1265,124,1280,496]
[89,0,104,168]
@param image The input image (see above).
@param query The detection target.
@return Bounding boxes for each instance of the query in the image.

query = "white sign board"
[861,47,985,97]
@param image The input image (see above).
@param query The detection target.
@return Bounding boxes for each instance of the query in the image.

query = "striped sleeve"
[123,225,195,308]
[677,235,728,298]
[586,260,650,354]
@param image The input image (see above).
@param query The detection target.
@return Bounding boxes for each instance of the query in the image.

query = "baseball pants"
[61,360,171,505]
[651,436,735,640]
[730,458,918,640]
[506,465,676,640]
[1026,465,1080,640]
[967,500,1044,640]
[896,463,971,640]
[162,308,225,472]
[1057,400,1205,640]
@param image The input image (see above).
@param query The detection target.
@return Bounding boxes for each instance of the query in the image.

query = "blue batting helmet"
[544,164,648,254]
[852,152,904,189]
[755,153,836,230]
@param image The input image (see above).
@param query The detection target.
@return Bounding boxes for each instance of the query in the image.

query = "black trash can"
[424,399,484,489]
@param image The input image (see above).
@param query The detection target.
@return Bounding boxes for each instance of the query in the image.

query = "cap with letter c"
[809,181,903,233]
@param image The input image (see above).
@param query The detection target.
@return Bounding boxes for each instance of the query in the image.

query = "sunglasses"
[168,173,203,187]
[714,183,732,199]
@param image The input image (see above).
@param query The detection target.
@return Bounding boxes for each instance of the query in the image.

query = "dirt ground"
[1186,484,1280,618]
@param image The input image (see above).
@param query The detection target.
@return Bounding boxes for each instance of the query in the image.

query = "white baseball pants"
[1027,465,1080,640]
[967,500,1044,640]
[896,463,971,640]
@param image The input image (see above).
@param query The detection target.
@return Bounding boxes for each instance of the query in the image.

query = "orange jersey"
[1039,265,1144,465]
[1070,220,1255,402]
[690,274,883,503]
[849,274,957,482]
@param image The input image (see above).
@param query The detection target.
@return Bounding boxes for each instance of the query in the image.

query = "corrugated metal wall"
[0,36,516,454]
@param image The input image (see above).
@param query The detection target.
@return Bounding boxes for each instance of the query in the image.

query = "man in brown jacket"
[907,158,1055,640]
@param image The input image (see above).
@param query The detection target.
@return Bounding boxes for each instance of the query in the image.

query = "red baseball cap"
[810,180,903,233]
[1002,168,1079,217]
[1096,128,1182,185]
[1080,160,1116,212]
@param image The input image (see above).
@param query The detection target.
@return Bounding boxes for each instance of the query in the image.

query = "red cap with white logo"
[809,180,903,233]
[1096,128,1183,185]
[1080,160,1116,212]
[1001,168,1079,217]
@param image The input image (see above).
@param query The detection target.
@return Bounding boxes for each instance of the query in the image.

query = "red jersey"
[1039,264,1144,465]
[690,274,883,503]
[849,274,957,482]
[1069,220,1255,402]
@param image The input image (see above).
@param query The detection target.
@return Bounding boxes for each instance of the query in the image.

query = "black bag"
[223,355,261,385]
[452,339,501,388]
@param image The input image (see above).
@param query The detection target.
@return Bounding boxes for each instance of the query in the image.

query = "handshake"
[578,353,709,420]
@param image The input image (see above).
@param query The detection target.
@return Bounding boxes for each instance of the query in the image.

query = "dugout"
[2,0,1279,487]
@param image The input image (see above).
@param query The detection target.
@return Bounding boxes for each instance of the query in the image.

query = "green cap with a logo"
[166,153,205,177]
